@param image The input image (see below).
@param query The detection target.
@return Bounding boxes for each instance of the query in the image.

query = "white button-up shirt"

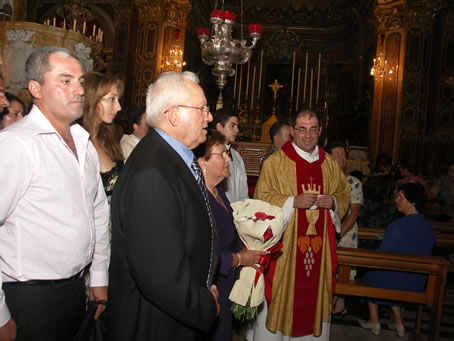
[0,106,110,327]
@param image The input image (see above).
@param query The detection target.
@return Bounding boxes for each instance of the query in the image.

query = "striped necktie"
[191,157,220,288]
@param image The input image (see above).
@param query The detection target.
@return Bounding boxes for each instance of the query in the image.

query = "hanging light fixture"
[162,30,186,72]
[370,34,394,80]
[197,0,261,90]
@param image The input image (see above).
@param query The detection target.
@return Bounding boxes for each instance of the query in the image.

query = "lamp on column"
[162,30,186,72]
[370,34,394,80]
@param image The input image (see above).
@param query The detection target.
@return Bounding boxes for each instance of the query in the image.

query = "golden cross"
[268,79,283,100]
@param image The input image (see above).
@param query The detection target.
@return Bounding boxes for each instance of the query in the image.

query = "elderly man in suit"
[107,71,220,341]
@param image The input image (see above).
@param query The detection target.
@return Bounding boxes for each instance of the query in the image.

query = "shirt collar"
[155,128,194,169]
[292,142,319,163]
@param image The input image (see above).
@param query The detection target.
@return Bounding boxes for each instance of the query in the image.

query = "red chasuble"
[264,144,338,337]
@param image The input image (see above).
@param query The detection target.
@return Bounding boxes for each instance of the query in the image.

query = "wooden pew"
[358,226,454,250]
[427,220,454,234]
[335,248,450,341]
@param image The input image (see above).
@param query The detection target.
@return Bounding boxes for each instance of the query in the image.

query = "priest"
[251,109,350,340]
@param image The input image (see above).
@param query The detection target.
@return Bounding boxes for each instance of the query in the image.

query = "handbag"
[73,300,106,341]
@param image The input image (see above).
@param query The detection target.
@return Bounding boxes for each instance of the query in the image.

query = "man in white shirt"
[0,46,110,341]
[212,108,249,203]
[120,105,149,160]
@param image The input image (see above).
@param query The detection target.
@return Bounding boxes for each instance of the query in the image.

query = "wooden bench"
[427,220,454,234]
[358,226,454,250]
[335,247,450,341]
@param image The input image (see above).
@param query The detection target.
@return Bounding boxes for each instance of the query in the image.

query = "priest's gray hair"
[146,71,200,127]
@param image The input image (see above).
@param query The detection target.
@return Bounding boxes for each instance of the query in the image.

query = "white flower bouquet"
[229,199,285,320]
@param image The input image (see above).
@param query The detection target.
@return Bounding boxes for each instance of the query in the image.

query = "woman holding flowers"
[194,130,264,341]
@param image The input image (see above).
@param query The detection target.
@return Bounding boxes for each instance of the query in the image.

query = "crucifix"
[268,79,283,116]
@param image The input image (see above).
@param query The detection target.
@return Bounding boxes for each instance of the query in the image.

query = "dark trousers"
[4,277,86,341]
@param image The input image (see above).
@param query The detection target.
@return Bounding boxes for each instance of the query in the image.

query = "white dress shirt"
[225,146,249,203]
[120,133,140,160]
[0,106,110,327]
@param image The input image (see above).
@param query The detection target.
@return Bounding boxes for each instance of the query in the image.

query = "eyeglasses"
[209,151,229,159]
[164,104,210,116]
[293,126,319,135]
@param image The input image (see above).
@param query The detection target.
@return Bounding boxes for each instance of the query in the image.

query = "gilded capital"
[165,0,192,26]
[111,0,134,22]
[374,4,405,32]
[134,0,166,21]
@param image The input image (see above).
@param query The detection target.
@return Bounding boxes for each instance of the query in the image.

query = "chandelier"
[162,30,186,72]
[197,1,261,90]
[370,34,394,80]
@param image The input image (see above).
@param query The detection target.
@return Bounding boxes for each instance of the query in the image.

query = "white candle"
[303,52,308,103]
[245,59,250,98]
[83,21,86,34]
[309,68,313,109]
[296,67,301,112]
[257,49,263,99]
[73,19,77,31]
[233,64,238,99]
[316,52,321,104]
[63,18,66,28]
[100,31,103,43]
[290,51,296,100]
[238,65,243,110]
[251,66,256,111]
[93,24,96,37]
[53,17,56,27]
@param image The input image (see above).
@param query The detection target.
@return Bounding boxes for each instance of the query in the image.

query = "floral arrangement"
[229,199,285,320]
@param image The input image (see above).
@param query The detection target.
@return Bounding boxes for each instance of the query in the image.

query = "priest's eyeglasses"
[210,151,229,159]
[164,105,210,116]
[293,126,319,135]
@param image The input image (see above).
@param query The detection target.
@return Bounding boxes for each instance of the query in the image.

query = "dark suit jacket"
[107,128,217,341]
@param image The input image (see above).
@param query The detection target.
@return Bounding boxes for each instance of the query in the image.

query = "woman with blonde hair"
[81,71,124,208]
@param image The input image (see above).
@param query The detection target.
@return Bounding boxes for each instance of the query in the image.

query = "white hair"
[146,71,200,127]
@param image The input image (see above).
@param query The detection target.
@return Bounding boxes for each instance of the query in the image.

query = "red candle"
[197,28,210,37]
[224,11,236,22]
[248,23,262,34]
[210,10,224,19]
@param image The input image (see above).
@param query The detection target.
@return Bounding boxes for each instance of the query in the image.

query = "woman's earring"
[203,168,207,175]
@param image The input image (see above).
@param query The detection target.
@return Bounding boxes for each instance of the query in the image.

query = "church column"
[369,1,407,166]
[132,0,191,106]
[369,1,444,174]
[110,0,135,110]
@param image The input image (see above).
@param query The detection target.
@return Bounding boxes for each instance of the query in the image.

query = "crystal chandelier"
[162,30,186,72]
[197,0,261,90]
[370,34,394,80]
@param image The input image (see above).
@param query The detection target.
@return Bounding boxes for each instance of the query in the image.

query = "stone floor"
[232,286,454,341]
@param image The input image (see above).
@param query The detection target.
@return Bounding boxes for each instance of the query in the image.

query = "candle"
[303,52,308,103]
[47,19,50,25]
[98,28,101,36]
[53,17,56,27]
[73,19,77,31]
[245,59,250,98]
[100,31,103,43]
[251,66,256,111]
[257,49,264,99]
[93,24,96,37]
[63,18,66,29]
[296,67,301,112]
[316,52,321,104]
[238,65,243,110]
[290,51,296,101]
[83,21,86,34]
[309,68,313,109]
[233,64,237,99]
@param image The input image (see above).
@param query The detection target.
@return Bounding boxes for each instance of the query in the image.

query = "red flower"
[263,227,273,241]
